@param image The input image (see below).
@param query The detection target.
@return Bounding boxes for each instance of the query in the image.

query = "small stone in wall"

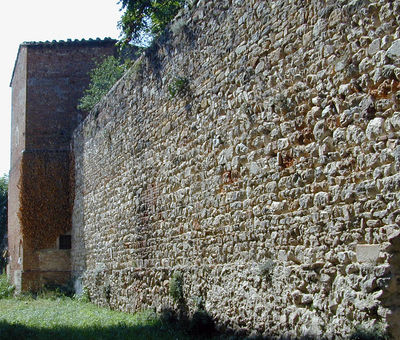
[394,145,400,170]
[387,39,400,61]
[277,138,289,150]
[299,194,313,209]
[366,117,384,140]
[314,192,329,208]
[249,162,261,176]
[255,60,265,74]
[368,38,381,56]
[235,143,248,155]
[340,110,353,127]
[313,120,328,141]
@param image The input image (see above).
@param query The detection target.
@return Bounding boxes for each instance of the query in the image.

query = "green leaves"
[118,0,186,46]
[169,271,184,304]
[0,274,14,299]
[151,1,184,35]
[77,56,130,113]
[168,76,189,98]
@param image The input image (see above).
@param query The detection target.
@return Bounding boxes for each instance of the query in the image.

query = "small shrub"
[36,288,63,300]
[350,325,388,340]
[77,56,132,112]
[259,259,276,281]
[138,309,158,324]
[0,274,14,298]
[168,76,189,98]
[74,287,90,303]
[169,271,184,303]
[15,292,34,301]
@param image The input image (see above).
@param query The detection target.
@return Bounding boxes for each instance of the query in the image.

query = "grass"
[0,295,391,340]
[0,274,220,339]
[0,274,14,299]
[0,276,390,340]
[0,295,206,340]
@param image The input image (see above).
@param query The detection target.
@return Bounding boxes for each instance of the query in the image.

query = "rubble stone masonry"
[72,0,400,338]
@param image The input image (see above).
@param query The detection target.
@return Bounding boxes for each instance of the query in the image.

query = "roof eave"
[9,37,118,87]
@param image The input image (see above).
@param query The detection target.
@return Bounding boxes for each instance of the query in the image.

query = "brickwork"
[8,39,117,292]
[8,46,27,290]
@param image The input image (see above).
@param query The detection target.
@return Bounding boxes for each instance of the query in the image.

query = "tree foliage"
[77,56,131,112]
[118,0,186,45]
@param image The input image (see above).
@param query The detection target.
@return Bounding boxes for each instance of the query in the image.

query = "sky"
[0,0,122,177]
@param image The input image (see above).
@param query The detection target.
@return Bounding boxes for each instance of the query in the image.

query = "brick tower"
[8,38,117,292]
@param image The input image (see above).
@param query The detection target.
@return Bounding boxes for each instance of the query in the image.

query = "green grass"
[0,275,387,340]
[0,296,199,340]
[0,274,220,339]
[0,295,391,340]
[0,274,14,299]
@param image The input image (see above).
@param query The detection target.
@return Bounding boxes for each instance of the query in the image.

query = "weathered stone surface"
[70,1,400,339]
[387,39,400,61]
[356,245,380,263]
[366,118,385,140]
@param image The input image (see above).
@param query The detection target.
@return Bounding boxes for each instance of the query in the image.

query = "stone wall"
[72,0,400,337]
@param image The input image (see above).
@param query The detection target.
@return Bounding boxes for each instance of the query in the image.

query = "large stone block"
[356,245,380,263]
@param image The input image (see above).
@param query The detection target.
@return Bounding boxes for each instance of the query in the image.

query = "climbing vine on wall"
[18,152,72,249]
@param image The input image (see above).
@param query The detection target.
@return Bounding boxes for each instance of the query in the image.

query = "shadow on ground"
[0,319,343,340]
[0,320,183,340]
[0,304,386,340]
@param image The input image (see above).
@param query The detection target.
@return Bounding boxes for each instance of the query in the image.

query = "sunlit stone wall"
[72,1,400,337]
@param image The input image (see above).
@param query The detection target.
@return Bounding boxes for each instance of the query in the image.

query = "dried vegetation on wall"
[19,152,71,249]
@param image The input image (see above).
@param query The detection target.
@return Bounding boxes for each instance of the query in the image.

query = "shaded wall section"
[8,46,27,290]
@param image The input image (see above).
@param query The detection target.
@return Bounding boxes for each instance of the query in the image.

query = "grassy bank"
[0,275,389,340]
[0,296,198,340]
[0,274,221,340]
